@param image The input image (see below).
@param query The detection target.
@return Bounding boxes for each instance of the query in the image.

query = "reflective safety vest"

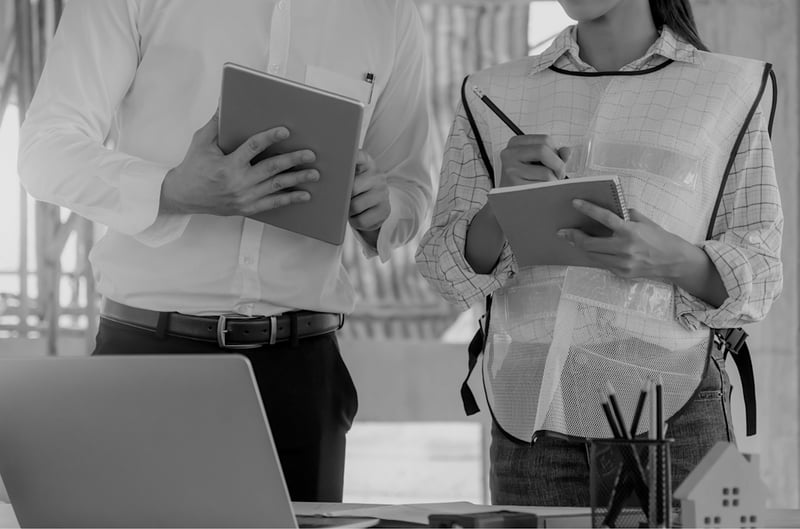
[459,51,776,442]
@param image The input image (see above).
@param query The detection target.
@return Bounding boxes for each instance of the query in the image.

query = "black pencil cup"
[589,438,673,528]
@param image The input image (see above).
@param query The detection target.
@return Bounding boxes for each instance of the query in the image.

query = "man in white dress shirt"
[18,0,432,502]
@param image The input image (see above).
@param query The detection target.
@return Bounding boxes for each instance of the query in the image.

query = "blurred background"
[0,0,797,508]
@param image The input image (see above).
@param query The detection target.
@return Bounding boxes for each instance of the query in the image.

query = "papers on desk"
[295,514,381,528]
[316,501,591,527]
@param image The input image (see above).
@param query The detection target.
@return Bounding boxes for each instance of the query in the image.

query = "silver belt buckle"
[216,314,264,350]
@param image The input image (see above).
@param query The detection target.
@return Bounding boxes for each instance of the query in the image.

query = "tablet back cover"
[218,63,364,245]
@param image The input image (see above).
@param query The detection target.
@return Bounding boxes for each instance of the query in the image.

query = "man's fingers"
[251,169,319,197]
[350,188,382,215]
[350,205,384,231]
[355,150,376,178]
[352,169,382,195]
[231,127,291,165]
[244,189,312,215]
[251,149,316,181]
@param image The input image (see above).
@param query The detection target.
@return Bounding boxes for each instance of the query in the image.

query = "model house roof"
[674,442,769,500]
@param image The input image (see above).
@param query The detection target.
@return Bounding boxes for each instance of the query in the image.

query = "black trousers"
[93,317,359,502]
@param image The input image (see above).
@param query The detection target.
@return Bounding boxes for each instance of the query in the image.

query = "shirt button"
[277,0,286,10]
[242,256,253,265]
[269,64,280,74]
[747,233,759,244]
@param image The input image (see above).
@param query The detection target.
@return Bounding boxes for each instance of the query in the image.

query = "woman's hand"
[557,199,729,307]
[499,135,571,187]
[556,200,691,281]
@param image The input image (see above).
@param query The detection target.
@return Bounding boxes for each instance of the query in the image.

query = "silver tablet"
[218,62,364,245]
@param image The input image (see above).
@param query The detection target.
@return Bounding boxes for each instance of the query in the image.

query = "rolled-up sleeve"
[356,1,433,262]
[676,111,783,329]
[17,0,190,246]
[415,103,516,311]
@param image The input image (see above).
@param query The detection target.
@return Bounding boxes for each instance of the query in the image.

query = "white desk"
[3,500,800,528]
[0,500,591,528]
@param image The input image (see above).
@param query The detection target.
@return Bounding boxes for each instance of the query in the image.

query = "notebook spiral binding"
[612,176,630,221]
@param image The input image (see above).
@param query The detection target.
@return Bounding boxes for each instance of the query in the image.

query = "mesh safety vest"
[460,52,775,442]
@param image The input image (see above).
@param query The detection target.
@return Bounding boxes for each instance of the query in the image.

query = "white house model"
[674,442,768,528]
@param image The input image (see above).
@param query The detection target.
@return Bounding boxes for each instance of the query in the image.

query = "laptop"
[0,355,326,528]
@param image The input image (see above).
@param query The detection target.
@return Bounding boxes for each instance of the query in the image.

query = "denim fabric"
[489,349,734,506]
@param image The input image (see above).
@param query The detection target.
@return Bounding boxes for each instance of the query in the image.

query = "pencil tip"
[605,380,615,394]
[471,85,485,99]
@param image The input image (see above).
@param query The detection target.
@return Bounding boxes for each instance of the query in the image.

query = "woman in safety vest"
[416,0,782,506]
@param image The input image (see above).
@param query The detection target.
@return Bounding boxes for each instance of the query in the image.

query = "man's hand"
[160,112,320,216]
[499,134,571,187]
[349,151,390,244]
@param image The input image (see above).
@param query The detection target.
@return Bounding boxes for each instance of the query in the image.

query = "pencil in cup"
[600,383,650,525]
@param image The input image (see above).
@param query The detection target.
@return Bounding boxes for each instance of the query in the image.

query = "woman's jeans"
[490,349,735,506]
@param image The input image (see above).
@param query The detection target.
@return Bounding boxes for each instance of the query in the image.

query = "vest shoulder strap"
[460,76,495,186]
[459,75,495,415]
[707,61,776,437]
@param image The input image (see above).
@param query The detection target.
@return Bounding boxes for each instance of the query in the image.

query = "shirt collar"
[528,25,699,76]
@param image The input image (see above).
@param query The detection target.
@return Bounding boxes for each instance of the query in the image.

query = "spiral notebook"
[487,175,629,267]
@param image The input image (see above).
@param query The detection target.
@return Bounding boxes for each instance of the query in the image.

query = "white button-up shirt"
[19,0,432,316]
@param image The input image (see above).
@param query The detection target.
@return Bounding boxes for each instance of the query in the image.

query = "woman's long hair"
[649,0,709,51]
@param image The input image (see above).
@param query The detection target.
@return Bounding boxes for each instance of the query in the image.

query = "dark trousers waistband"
[100,299,344,349]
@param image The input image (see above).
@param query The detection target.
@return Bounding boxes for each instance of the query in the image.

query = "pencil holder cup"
[589,438,674,528]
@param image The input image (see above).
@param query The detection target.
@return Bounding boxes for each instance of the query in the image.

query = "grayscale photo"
[0,1,796,527]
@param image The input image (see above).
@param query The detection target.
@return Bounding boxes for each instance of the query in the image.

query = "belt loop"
[155,312,171,340]
[268,315,278,345]
[289,312,299,348]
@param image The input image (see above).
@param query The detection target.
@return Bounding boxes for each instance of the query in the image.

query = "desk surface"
[3,500,800,528]
[0,501,589,528]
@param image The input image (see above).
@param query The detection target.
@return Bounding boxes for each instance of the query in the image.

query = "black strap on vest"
[459,76,497,415]
[706,62,776,437]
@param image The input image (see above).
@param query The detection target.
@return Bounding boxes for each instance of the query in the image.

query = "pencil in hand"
[472,84,573,179]
[471,85,525,136]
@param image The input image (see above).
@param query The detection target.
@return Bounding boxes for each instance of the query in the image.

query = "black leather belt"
[101,299,344,349]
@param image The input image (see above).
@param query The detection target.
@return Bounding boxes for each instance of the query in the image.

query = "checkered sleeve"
[676,110,784,329]
[415,103,516,310]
